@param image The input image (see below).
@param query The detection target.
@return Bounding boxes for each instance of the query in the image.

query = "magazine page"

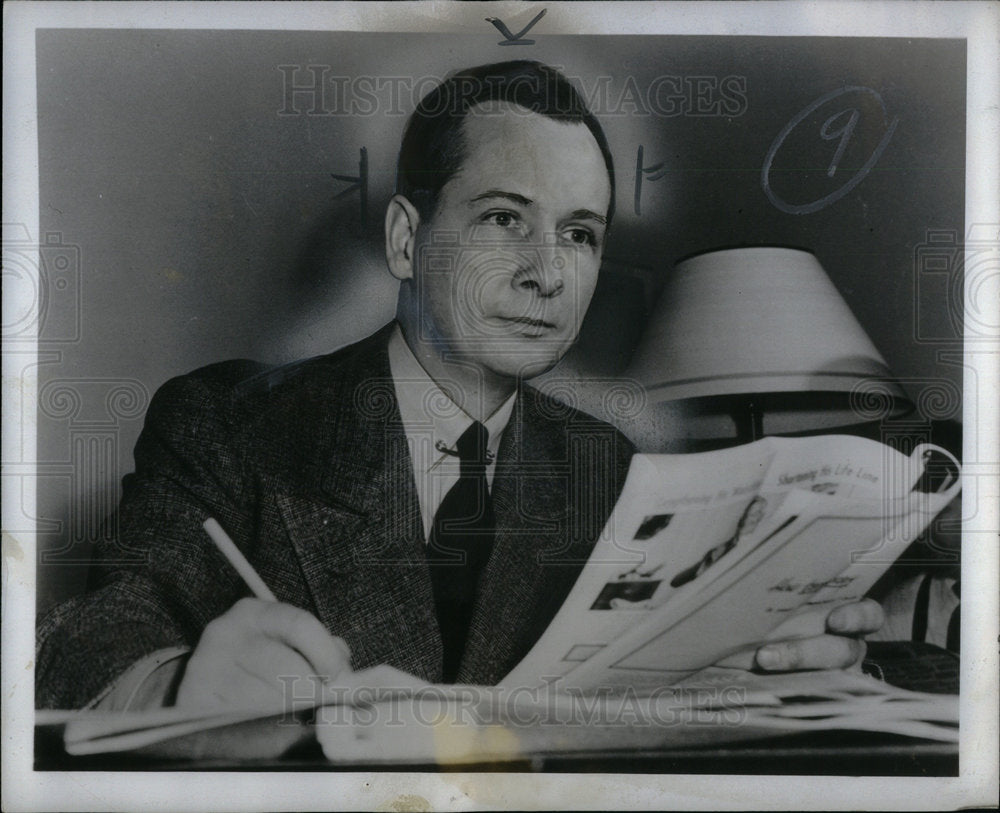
[561,451,960,689]
[563,490,957,689]
[503,437,960,690]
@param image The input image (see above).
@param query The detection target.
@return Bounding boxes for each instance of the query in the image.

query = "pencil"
[202,517,277,602]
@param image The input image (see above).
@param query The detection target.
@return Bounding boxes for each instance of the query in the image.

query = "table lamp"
[627,247,913,446]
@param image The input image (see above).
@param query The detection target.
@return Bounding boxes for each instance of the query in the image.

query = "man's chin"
[486,348,564,382]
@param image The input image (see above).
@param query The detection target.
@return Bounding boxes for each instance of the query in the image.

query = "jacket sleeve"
[35,364,263,709]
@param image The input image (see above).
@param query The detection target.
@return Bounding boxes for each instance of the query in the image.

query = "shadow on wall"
[254,197,400,364]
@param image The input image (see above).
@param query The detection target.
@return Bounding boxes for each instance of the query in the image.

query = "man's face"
[411,103,611,382]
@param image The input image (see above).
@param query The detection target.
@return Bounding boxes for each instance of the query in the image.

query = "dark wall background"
[34,30,966,608]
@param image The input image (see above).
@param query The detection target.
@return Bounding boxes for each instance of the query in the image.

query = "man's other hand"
[175,598,351,710]
[753,599,885,672]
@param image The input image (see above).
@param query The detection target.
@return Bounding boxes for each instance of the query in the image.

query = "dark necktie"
[426,421,496,681]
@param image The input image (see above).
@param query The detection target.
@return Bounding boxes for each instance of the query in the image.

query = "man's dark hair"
[396,60,616,225]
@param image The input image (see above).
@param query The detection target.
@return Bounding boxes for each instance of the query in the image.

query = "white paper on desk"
[726,667,960,743]
[315,676,785,765]
[501,436,960,691]
[43,670,958,761]
[315,668,958,765]
[53,664,423,756]
[61,707,277,756]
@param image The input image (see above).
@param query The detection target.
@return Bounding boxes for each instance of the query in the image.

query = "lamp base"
[733,397,765,444]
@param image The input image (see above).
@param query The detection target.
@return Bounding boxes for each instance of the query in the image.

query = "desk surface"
[35,725,957,776]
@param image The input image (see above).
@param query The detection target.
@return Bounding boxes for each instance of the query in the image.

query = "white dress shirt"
[387,325,516,541]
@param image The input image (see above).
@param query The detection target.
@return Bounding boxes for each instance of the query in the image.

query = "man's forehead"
[451,102,611,209]
[459,101,599,157]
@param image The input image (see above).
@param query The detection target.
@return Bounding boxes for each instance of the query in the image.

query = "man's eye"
[483,211,519,229]
[565,227,597,247]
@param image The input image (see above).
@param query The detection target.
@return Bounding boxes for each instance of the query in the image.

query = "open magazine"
[42,434,961,761]
[502,434,961,690]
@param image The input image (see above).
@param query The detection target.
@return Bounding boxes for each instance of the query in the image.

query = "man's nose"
[512,249,566,298]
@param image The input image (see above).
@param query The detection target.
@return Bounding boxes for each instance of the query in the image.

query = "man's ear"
[385,194,422,281]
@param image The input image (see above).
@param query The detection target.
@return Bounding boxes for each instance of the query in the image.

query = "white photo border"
[3,2,997,810]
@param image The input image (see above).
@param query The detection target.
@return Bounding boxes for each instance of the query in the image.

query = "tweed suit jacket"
[36,324,635,708]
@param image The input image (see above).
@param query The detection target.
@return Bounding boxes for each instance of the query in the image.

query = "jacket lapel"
[272,330,442,680]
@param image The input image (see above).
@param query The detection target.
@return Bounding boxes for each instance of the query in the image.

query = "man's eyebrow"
[468,190,534,207]
[570,209,607,226]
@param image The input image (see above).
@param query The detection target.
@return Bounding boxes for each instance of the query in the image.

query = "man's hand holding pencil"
[174,519,354,711]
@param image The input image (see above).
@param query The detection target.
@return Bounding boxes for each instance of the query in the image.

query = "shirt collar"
[387,324,516,467]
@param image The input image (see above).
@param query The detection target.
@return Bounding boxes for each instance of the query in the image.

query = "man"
[36,61,881,711]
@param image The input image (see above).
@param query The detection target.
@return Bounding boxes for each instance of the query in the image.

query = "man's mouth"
[499,316,557,330]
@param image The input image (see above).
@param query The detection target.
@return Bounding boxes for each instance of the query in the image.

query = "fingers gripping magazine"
[502,434,961,690]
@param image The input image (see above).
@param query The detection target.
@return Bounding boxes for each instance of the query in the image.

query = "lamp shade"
[628,247,910,434]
